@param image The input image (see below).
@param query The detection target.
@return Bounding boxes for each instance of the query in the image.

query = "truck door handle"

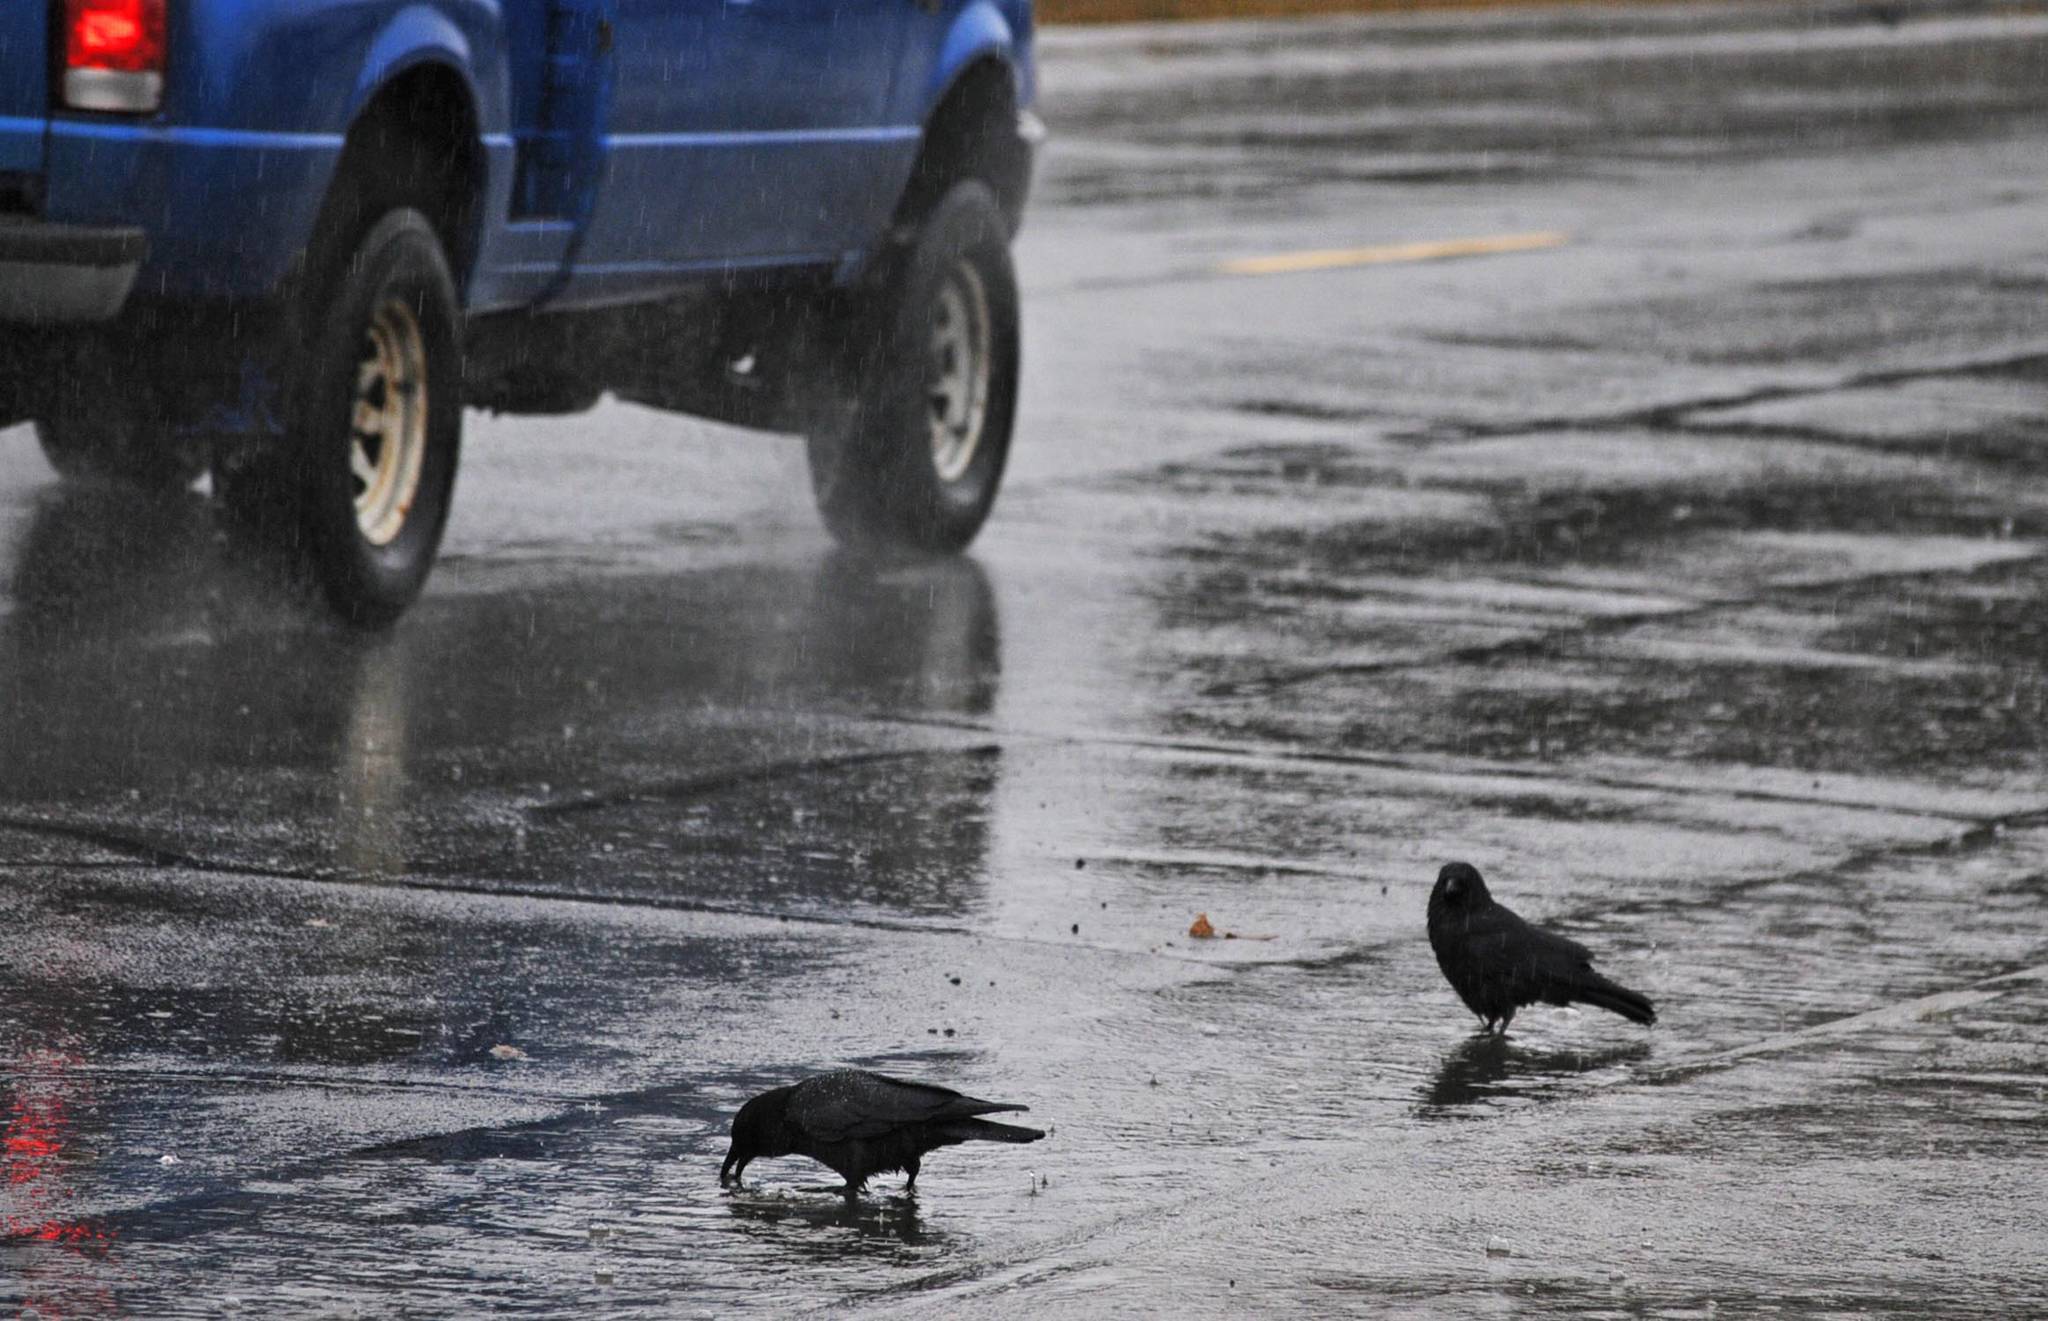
[595,19,614,53]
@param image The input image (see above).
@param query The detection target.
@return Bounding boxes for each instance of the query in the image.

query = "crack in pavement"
[0,1062,569,1101]
[525,744,1003,817]
[1196,599,1713,696]
[853,712,2046,829]
[1192,537,2045,694]
[0,1080,718,1244]
[7,722,2043,952]
[1385,344,2048,447]
[1642,960,2048,1086]
[0,812,983,940]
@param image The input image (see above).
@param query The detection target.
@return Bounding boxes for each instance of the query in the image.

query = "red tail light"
[63,0,166,113]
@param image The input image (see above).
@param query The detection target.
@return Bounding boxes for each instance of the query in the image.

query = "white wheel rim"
[351,297,430,547]
[927,259,992,485]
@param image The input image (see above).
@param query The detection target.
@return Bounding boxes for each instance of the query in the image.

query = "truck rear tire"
[35,415,201,491]
[269,208,462,625]
[806,181,1019,554]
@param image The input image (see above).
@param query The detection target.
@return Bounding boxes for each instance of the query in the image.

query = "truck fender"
[345,6,484,127]
[921,2,1017,115]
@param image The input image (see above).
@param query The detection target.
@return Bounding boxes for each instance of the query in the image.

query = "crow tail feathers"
[943,1118,1046,1144]
[1574,974,1657,1025]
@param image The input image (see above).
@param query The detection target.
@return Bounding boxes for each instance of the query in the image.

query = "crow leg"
[1496,1008,1515,1036]
[842,1179,864,1204]
[904,1157,920,1190]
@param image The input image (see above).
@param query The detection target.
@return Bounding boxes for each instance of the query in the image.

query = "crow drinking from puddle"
[720,1070,1045,1200]
[1427,861,1656,1034]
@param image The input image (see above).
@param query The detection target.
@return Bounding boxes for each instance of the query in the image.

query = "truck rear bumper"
[0,217,147,323]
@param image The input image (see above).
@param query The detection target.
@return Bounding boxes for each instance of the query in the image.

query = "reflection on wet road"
[5,1,2048,1313]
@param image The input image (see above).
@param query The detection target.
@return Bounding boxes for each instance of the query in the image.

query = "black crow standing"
[1427,861,1656,1034]
[719,1069,1045,1200]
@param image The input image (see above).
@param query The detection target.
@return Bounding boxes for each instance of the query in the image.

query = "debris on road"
[1188,913,1276,941]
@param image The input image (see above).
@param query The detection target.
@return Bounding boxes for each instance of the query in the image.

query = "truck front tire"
[226,208,462,626]
[806,181,1020,554]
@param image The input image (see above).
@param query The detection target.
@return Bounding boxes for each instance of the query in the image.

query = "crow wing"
[1460,903,1600,996]
[788,1070,1028,1143]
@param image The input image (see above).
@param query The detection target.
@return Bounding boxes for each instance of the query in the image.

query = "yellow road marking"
[1216,230,1569,277]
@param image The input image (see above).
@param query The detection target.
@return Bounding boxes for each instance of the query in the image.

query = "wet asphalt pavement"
[6,1,2048,1313]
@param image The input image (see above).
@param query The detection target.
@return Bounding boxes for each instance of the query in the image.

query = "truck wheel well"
[329,65,483,284]
[893,59,1027,235]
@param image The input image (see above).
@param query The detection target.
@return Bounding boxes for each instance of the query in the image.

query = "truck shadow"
[2,482,309,640]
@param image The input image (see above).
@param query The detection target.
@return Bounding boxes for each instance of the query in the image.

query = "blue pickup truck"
[0,0,1037,622]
